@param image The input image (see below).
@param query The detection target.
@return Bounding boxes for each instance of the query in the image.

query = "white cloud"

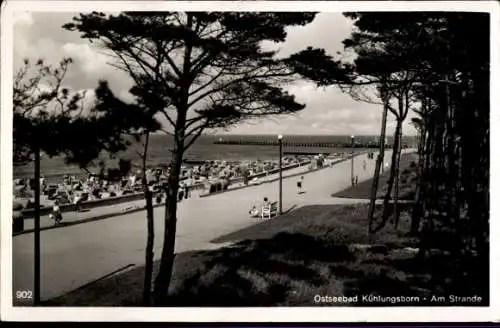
[13,36,71,72]
[13,12,418,137]
[62,43,110,75]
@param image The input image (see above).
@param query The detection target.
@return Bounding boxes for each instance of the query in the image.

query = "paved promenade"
[12,149,411,303]
[18,160,320,234]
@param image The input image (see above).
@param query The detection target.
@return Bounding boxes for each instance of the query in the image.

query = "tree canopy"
[13,58,153,169]
[63,12,350,150]
[63,11,355,305]
[343,12,489,289]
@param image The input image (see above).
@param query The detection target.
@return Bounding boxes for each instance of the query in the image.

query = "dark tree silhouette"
[91,80,162,305]
[341,13,489,296]
[342,13,422,232]
[13,57,144,304]
[63,11,350,305]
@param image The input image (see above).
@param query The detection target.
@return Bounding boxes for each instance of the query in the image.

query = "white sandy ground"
[12,149,414,303]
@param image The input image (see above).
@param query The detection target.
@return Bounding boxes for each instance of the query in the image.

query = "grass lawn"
[43,203,488,307]
[332,152,419,199]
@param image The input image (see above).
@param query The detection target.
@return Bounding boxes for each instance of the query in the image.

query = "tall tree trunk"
[368,88,389,234]
[431,94,446,218]
[462,71,489,260]
[411,89,429,235]
[153,109,188,305]
[411,127,427,235]
[153,13,194,304]
[444,78,460,230]
[394,88,411,230]
[419,83,447,256]
[372,118,401,233]
[393,119,403,229]
[142,131,155,306]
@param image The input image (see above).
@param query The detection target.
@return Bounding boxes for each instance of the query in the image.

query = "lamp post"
[278,134,283,215]
[34,144,41,305]
[350,135,355,186]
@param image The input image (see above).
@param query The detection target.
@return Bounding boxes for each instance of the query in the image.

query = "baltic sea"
[13,134,409,181]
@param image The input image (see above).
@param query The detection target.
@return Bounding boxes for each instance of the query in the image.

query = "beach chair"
[261,204,272,219]
[261,201,278,219]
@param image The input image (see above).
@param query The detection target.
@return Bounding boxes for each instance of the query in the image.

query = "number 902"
[16,290,33,299]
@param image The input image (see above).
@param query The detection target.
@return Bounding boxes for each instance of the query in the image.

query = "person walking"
[50,200,63,226]
[40,175,46,192]
[156,192,163,204]
[297,176,304,194]
[73,192,82,212]
[178,185,185,202]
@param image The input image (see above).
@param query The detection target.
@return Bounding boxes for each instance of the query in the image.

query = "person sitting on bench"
[261,197,275,219]
[249,204,259,217]
[263,197,270,208]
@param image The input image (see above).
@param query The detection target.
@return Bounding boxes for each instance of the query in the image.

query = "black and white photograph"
[1,0,498,322]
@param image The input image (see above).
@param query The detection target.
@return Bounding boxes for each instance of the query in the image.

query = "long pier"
[212,135,416,149]
[213,139,399,149]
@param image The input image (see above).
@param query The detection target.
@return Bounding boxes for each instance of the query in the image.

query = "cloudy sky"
[13,11,417,136]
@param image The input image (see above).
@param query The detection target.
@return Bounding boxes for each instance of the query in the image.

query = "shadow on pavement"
[14,204,156,237]
[210,203,300,244]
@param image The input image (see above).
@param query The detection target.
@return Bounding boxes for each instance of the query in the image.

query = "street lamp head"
[351,135,354,139]
[278,134,283,140]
